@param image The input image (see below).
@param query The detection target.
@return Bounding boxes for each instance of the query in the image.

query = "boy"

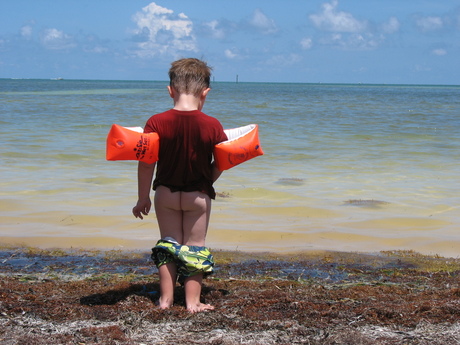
[132,58,227,313]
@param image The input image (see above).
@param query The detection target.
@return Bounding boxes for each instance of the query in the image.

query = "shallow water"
[1,79,459,256]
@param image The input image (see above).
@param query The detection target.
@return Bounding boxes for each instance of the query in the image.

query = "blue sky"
[1,1,459,84]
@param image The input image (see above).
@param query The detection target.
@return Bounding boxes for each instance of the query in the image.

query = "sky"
[1,0,459,84]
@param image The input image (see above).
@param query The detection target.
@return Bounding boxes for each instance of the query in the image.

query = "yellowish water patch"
[18,211,122,228]
[339,217,451,231]
[207,228,420,252]
[1,227,459,258]
[0,212,155,240]
[227,188,312,204]
[0,199,27,212]
[0,236,150,250]
[428,204,459,216]
[1,200,458,258]
[241,206,340,218]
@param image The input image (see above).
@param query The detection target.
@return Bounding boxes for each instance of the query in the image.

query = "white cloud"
[382,17,400,34]
[432,48,447,56]
[40,28,75,50]
[249,9,278,34]
[20,25,33,39]
[309,0,367,33]
[348,33,380,49]
[84,46,108,54]
[82,35,109,54]
[204,20,226,39]
[224,48,238,59]
[300,37,313,50]
[415,16,444,32]
[265,53,301,66]
[319,32,381,50]
[131,2,197,58]
[414,64,431,72]
[308,1,393,51]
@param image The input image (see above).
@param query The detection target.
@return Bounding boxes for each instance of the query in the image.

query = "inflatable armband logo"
[106,124,159,164]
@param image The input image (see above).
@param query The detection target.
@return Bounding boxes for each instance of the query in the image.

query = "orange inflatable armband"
[214,124,264,171]
[106,124,159,164]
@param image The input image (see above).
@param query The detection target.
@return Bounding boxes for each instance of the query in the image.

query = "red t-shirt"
[144,109,227,199]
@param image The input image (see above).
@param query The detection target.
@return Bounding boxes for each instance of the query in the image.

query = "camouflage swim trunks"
[151,238,214,281]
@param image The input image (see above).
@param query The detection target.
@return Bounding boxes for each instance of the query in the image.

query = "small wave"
[229,187,305,203]
[253,102,269,108]
[53,153,87,161]
[2,152,38,159]
[276,178,305,186]
[21,187,80,196]
[76,177,131,185]
[343,199,389,207]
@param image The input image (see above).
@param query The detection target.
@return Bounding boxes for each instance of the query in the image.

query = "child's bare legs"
[184,274,215,313]
[154,186,214,312]
[158,262,177,309]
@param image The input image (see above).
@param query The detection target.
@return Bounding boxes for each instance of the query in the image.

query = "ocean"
[1,79,459,257]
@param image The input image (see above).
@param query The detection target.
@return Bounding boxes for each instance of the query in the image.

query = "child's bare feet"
[158,296,174,310]
[187,302,215,313]
[184,274,213,313]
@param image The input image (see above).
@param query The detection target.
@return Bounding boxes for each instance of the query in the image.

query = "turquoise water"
[1,79,459,256]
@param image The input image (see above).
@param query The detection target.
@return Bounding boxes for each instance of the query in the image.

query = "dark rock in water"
[343,199,389,207]
[277,178,305,186]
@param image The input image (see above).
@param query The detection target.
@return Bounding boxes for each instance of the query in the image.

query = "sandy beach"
[1,245,459,344]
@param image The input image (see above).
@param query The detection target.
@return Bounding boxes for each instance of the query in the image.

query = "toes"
[188,303,215,313]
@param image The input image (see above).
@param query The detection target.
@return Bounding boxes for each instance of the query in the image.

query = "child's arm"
[132,161,156,219]
[211,162,223,183]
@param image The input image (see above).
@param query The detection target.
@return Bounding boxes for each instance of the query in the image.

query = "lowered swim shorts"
[151,238,214,281]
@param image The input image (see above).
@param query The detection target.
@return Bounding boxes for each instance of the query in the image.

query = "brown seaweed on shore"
[0,246,459,344]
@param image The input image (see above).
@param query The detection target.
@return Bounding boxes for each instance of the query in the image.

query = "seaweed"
[0,246,459,344]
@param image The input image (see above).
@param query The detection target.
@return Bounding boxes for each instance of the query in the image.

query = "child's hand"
[132,198,151,219]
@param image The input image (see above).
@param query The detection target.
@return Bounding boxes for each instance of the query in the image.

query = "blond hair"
[168,58,212,97]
